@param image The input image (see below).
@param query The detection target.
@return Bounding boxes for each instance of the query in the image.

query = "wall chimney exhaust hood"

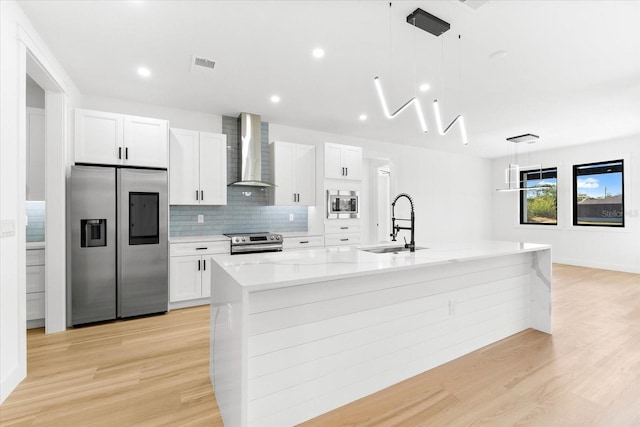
[229,112,274,187]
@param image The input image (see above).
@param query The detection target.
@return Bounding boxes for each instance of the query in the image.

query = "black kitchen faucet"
[390,193,415,252]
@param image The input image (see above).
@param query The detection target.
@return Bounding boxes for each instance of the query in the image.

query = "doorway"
[25,74,46,329]
[22,48,68,334]
[363,157,392,245]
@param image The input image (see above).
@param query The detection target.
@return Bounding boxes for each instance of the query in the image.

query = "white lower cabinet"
[169,240,229,308]
[324,222,361,247]
[26,247,45,327]
[283,235,324,251]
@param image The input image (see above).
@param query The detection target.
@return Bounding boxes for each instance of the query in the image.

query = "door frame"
[18,25,72,334]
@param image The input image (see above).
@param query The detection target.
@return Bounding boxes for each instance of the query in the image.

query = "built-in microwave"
[327,190,359,219]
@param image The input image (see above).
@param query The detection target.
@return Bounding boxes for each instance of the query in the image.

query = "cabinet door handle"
[340,238,349,242]
[345,167,348,176]
[198,260,201,271]
[300,241,309,244]
[203,260,206,271]
[201,190,204,201]
[125,147,128,160]
[340,226,349,230]
[118,147,122,159]
[196,190,199,201]
[196,247,207,250]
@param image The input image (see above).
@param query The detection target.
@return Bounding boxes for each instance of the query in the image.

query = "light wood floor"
[1,264,639,426]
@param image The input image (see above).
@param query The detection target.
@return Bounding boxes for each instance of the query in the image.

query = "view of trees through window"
[573,160,624,227]
[520,168,557,225]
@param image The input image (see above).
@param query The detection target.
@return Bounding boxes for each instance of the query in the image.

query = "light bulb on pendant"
[373,77,427,133]
[433,100,469,145]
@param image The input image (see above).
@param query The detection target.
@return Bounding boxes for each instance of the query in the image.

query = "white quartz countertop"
[169,235,229,244]
[211,240,551,291]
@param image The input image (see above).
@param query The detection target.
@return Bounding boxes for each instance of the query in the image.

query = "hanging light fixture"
[496,133,551,192]
[373,5,469,145]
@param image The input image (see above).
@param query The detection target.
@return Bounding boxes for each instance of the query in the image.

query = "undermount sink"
[360,245,427,254]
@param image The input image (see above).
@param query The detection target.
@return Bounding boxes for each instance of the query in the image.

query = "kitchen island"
[209,241,552,427]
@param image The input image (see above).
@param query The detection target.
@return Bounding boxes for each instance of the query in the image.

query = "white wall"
[26,74,45,108]
[82,95,223,133]
[491,136,640,273]
[269,123,493,245]
[1,0,80,404]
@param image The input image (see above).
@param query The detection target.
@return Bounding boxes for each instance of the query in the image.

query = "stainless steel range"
[225,232,283,255]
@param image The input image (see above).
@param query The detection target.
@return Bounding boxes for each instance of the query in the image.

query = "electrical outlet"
[289,213,294,221]
[197,214,204,224]
[449,300,457,315]
[1,219,16,237]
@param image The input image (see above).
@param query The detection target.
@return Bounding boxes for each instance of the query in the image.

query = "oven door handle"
[231,244,283,254]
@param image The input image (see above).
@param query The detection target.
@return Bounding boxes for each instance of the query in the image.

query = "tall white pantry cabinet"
[75,108,169,168]
[169,128,227,205]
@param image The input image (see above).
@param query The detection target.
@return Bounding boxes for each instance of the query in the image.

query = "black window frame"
[572,159,624,228]
[519,167,558,226]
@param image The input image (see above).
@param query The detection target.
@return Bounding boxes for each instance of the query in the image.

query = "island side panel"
[244,252,541,426]
[530,247,552,333]
[210,262,248,427]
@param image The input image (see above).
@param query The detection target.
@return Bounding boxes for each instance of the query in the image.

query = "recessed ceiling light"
[270,95,281,104]
[419,83,431,92]
[359,114,367,121]
[312,48,325,59]
[137,67,151,77]
[489,50,508,60]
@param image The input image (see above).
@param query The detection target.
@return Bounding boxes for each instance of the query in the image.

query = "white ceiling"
[17,0,640,158]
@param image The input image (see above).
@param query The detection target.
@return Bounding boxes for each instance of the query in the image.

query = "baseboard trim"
[553,257,640,274]
[1,363,26,404]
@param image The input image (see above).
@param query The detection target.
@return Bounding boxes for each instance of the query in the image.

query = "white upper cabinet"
[75,109,124,165]
[324,142,362,180]
[75,108,168,168]
[170,128,227,205]
[170,129,200,205]
[270,141,316,206]
[198,132,227,205]
[123,115,168,168]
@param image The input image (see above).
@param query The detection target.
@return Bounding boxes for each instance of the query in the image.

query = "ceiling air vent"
[458,0,490,10]
[191,55,216,73]
[506,134,540,144]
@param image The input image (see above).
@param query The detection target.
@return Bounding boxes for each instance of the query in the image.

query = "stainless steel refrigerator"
[70,165,168,325]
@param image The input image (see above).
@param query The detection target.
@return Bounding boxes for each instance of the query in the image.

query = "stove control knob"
[242,237,246,242]
[276,235,281,240]
[269,235,274,240]
[234,237,239,243]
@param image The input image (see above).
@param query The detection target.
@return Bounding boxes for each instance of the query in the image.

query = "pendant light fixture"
[373,4,469,145]
[496,133,551,192]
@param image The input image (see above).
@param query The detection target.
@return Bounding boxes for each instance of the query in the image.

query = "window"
[573,160,624,227]
[520,168,557,225]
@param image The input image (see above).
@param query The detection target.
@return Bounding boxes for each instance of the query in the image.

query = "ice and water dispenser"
[81,219,106,247]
